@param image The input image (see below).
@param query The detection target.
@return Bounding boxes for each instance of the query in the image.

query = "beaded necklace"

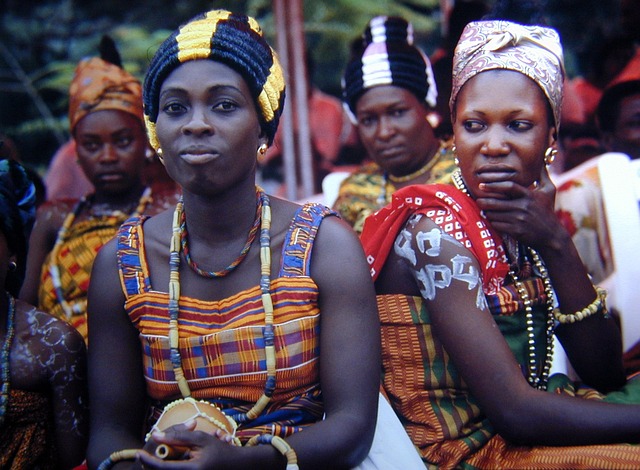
[168,188,277,420]
[0,292,16,428]
[379,141,448,205]
[451,169,557,390]
[180,192,261,278]
[49,188,152,320]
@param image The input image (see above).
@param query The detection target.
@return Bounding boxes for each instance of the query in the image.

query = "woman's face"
[74,109,147,195]
[155,60,265,195]
[607,93,640,160]
[453,70,555,198]
[355,85,437,176]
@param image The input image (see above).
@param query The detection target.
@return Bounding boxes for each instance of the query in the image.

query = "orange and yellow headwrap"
[143,9,286,151]
[68,57,144,132]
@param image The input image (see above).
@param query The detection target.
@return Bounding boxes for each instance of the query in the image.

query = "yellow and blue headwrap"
[143,9,286,150]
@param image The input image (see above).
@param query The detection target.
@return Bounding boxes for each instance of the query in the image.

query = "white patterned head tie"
[450,20,565,129]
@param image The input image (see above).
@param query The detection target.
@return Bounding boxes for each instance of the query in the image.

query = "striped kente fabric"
[116,203,335,442]
[39,214,129,340]
[379,292,640,469]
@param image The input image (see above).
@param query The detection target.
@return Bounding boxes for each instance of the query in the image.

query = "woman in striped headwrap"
[86,9,381,470]
[334,16,457,235]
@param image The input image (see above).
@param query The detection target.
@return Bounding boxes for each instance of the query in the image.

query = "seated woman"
[333,16,456,235]
[361,17,640,469]
[0,158,88,468]
[20,41,179,342]
[86,10,382,470]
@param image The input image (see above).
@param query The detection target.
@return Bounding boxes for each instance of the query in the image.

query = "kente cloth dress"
[333,143,457,235]
[116,203,332,443]
[0,389,57,469]
[361,184,640,470]
[39,212,132,341]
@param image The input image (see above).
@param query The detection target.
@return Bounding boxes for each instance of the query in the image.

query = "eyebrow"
[159,84,243,100]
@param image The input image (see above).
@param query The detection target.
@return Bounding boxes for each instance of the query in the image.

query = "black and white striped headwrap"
[342,16,437,123]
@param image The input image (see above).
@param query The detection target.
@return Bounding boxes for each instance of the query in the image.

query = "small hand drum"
[147,397,239,459]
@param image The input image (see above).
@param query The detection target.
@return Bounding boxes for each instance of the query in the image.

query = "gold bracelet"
[555,287,607,324]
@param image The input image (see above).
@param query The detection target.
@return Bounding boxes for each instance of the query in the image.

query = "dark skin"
[86,60,380,469]
[1,232,88,469]
[355,85,442,187]
[20,109,149,307]
[376,70,640,448]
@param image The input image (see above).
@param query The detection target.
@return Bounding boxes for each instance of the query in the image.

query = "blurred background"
[0,0,626,176]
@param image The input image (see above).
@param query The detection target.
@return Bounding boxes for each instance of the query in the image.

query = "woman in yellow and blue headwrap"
[86,10,381,469]
[0,157,88,469]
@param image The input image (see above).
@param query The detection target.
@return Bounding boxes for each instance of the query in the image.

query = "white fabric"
[353,393,424,470]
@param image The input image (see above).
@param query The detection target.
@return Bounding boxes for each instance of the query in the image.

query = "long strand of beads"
[168,197,191,399]
[451,169,557,390]
[229,191,276,423]
[0,293,16,428]
[510,248,557,390]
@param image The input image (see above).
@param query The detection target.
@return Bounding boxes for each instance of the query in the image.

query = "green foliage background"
[0,0,621,171]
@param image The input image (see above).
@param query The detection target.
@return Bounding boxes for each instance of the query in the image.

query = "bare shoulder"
[11,300,85,390]
[33,198,77,234]
[16,300,85,354]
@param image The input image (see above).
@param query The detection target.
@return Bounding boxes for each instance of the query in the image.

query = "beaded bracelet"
[555,287,607,324]
[246,434,299,470]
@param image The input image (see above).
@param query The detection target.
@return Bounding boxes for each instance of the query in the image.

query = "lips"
[179,147,219,165]
[475,165,517,183]
[95,172,125,183]
[376,145,404,159]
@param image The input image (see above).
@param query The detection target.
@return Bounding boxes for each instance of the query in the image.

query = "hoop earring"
[544,147,557,166]
[156,148,165,165]
[8,261,17,272]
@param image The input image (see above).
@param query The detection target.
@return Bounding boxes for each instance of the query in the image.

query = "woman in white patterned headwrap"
[360,14,640,469]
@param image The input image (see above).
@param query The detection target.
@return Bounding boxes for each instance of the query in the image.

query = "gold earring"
[156,148,164,165]
[544,147,557,166]
[8,261,17,272]
[257,144,268,163]
[452,145,459,166]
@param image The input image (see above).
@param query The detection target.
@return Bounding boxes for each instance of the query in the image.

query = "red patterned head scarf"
[68,57,144,132]
[450,20,564,130]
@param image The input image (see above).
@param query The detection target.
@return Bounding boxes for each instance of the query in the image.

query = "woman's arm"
[20,202,66,304]
[86,239,148,469]
[476,168,625,391]
[399,214,640,447]
[43,311,90,468]
[298,215,381,468]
